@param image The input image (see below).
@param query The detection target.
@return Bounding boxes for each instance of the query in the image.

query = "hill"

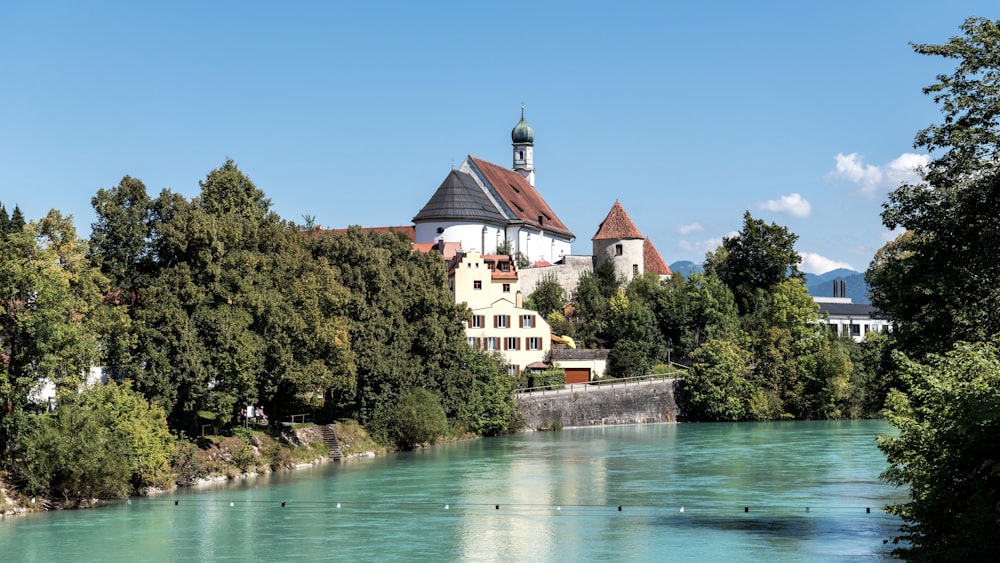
[670,262,871,304]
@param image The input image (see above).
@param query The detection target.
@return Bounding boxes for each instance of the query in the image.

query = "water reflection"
[2,421,904,562]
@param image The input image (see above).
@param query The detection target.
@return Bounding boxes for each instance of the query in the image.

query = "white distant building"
[814,285,892,342]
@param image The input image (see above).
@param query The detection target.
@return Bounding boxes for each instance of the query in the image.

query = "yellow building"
[450,249,551,374]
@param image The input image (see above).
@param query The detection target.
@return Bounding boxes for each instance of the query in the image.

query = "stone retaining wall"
[516,378,680,429]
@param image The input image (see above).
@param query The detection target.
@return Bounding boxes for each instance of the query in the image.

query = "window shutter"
[532,315,536,328]
[494,315,498,328]
[519,315,524,328]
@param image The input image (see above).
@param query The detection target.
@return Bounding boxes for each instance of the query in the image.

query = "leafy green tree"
[569,260,619,347]
[99,163,355,433]
[607,339,652,378]
[879,341,1000,561]
[683,338,752,421]
[0,211,102,459]
[705,211,803,315]
[308,227,469,427]
[382,387,448,450]
[868,19,1000,557]
[459,350,519,436]
[524,273,566,318]
[15,381,174,500]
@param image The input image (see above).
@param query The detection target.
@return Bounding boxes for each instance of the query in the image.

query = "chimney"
[832,280,838,297]
[516,290,523,308]
[840,279,846,299]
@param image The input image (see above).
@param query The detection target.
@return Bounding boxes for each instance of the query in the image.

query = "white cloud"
[828,152,929,197]
[756,193,811,218]
[678,231,739,255]
[799,252,855,275]
[677,222,703,235]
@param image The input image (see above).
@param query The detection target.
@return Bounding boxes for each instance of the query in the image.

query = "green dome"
[511,108,534,144]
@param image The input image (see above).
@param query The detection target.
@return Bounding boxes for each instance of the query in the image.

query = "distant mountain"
[806,271,870,304]
[669,262,870,303]
[669,260,703,278]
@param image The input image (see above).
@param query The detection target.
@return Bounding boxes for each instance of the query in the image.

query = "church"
[412,107,574,264]
[413,109,671,296]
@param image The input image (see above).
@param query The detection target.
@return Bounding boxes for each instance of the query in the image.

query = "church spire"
[511,105,535,186]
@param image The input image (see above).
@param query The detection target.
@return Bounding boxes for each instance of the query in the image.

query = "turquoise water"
[2,420,905,562]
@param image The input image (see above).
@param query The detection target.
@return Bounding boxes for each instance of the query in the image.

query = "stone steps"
[318,425,344,461]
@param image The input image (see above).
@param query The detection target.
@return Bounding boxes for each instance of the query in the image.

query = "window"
[503,283,511,293]
[615,244,623,256]
[850,324,861,337]
[473,280,482,290]
[508,364,519,376]
[505,337,519,350]
[495,315,510,328]
[521,314,535,328]
[633,264,639,277]
[528,337,541,351]
[467,337,476,347]
[487,337,499,351]
[470,315,484,328]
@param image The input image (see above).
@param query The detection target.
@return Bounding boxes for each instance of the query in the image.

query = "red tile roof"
[468,156,574,239]
[643,238,672,276]
[413,240,462,259]
[592,200,643,240]
[482,254,519,280]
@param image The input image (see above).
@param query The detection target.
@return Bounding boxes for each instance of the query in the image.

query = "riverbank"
[0,419,392,517]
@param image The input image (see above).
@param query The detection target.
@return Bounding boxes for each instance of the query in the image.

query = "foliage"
[911,17,1000,184]
[524,273,566,318]
[526,368,565,390]
[0,209,103,460]
[868,19,1000,557]
[879,342,1000,561]
[308,227,470,427]
[88,163,356,433]
[459,351,519,436]
[607,339,653,379]
[684,338,752,421]
[14,381,174,499]
[383,387,448,450]
[705,211,803,315]
[568,260,619,347]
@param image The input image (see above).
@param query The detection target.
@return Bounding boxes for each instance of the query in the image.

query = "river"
[2,420,905,562]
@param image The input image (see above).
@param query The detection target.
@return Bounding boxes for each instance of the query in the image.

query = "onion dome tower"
[512,105,535,186]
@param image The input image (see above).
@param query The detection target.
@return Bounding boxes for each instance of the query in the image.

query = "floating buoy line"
[133,498,883,517]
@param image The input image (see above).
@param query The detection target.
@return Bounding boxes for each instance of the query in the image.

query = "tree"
[106,163,355,432]
[878,342,1000,561]
[911,18,1000,184]
[569,260,619,347]
[307,227,469,428]
[705,211,802,315]
[868,18,1000,359]
[0,211,102,459]
[867,18,1000,558]
[14,381,174,500]
[683,338,752,421]
[382,387,448,450]
[524,273,566,318]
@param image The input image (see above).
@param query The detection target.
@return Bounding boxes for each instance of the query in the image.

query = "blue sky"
[2,1,996,274]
